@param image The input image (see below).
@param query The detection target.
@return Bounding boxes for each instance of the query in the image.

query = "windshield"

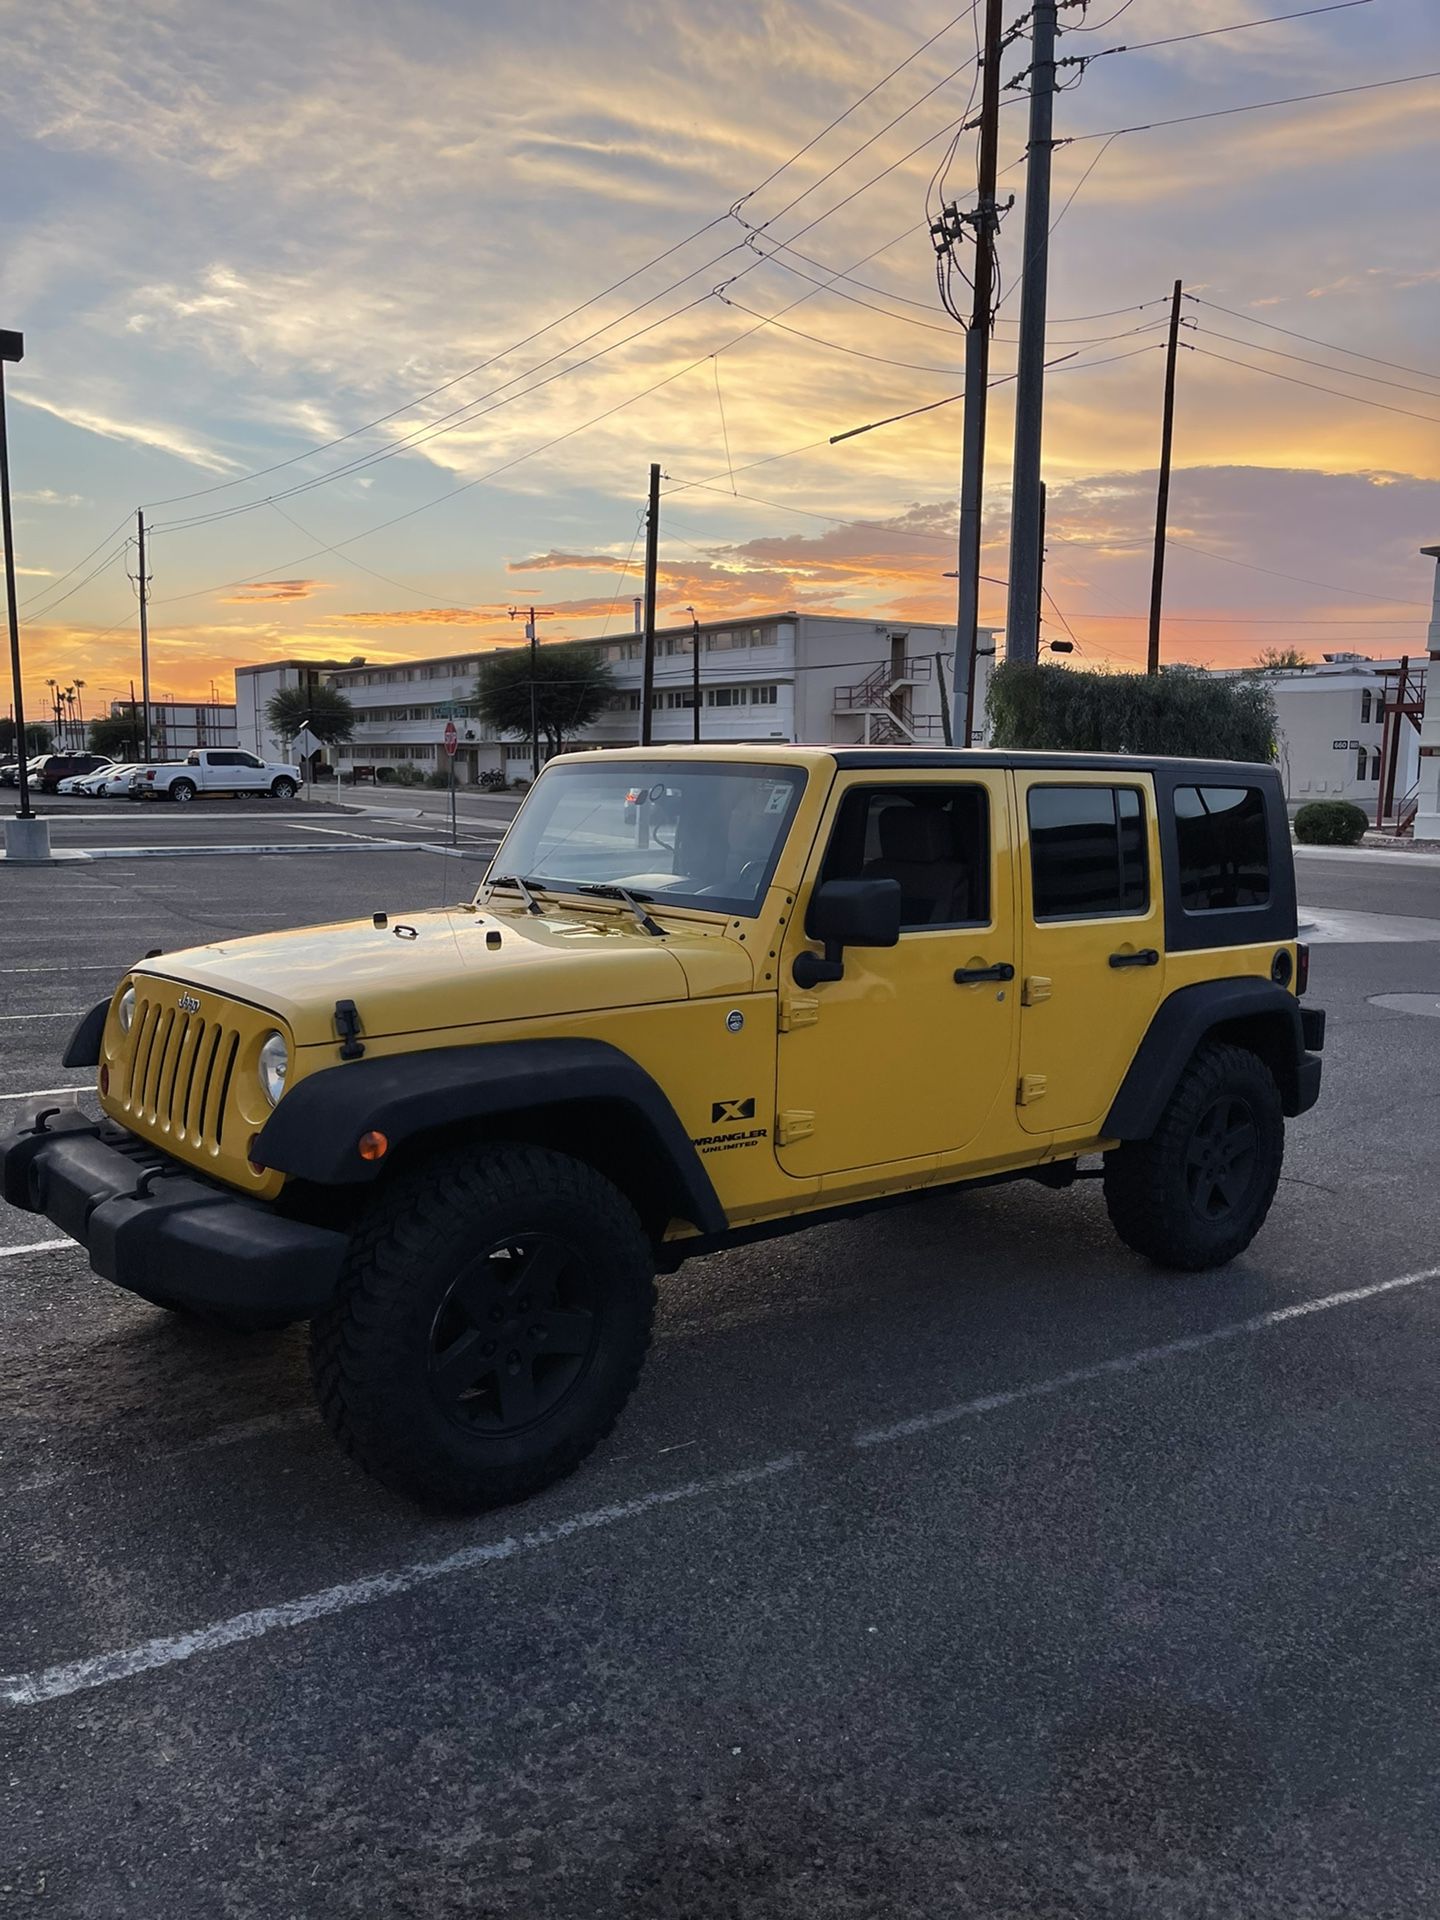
[486,760,807,918]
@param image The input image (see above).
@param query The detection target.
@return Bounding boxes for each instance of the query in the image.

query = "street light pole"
[0,330,35,822]
[685,605,701,743]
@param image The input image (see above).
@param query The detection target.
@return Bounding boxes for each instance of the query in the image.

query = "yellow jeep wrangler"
[2,746,1324,1510]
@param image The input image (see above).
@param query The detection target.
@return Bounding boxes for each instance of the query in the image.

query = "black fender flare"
[1105,978,1311,1139]
[63,999,110,1069]
[253,1036,727,1234]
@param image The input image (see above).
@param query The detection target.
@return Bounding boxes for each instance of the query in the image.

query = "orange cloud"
[223,579,330,603]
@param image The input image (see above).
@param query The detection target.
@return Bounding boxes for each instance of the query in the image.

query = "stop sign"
[443,720,458,757]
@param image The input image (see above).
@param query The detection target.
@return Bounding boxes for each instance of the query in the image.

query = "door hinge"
[1017,1073,1047,1106]
[779,995,819,1032]
[1022,975,1052,1006]
[777,1109,815,1145]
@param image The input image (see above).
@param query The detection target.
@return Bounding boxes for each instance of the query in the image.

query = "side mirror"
[793,878,901,988]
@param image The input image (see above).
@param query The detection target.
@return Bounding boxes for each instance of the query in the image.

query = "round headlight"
[258,1031,289,1107]
[118,986,136,1034]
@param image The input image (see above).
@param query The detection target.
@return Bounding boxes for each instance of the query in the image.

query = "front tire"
[1103,1041,1283,1270]
[271,777,298,799]
[170,778,196,804]
[310,1144,656,1510]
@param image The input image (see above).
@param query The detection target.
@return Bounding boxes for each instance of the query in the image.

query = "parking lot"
[3,820,1440,1918]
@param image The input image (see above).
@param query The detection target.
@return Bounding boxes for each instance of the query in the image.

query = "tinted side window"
[818,785,990,930]
[1028,786,1147,920]
[1174,786,1269,911]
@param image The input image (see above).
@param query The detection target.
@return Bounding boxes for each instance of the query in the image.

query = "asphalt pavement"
[1,838,1438,1917]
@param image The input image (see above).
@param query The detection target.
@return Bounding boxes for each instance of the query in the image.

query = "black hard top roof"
[828,748,1279,781]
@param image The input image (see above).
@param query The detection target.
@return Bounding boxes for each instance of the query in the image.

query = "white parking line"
[0,1239,75,1259]
[0,1011,84,1022]
[0,1087,92,1100]
[4,1264,1437,1708]
[0,1455,800,1706]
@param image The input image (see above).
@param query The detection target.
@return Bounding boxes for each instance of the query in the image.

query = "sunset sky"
[2,0,1437,717]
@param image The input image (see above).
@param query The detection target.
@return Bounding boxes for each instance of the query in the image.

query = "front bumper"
[1,1107,346,1318]
[1293,1006,1326,1116]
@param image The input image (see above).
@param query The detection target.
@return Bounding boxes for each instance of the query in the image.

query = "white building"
[1263,654,1423,825]
[108,697,237,755]
[1408,547,1440,840]
[235,659,361,763]
[590,611,995,752]
[242,614,996,786]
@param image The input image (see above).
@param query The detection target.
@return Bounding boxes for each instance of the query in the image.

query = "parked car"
[93,763,142,798]
[133,748,302,803]
[34,753,113,794]
[0,744,1324,1513]
[57,763,118,796]
[0,756,49,789]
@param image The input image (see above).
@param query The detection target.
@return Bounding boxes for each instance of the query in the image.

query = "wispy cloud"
[222,579,330,603]
[10,390,238,474]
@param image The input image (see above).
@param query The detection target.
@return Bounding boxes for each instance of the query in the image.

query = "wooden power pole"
[1147,279,1185,675]
[136,509,153,761]
[640,463,660,746]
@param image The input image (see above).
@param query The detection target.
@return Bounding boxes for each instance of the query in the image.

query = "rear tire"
[310,1143,656,1511]
[271,777,298,799]
[170,779,196,804]
[1103,1041,1283,1270]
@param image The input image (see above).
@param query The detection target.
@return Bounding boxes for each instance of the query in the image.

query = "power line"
[1060,68,1440,143]
[1050,529,1428,606]
[1188,323,1440,400]
[1187,341,1440,426]
[1186,296,1440,385]
[1083,1,1373,59]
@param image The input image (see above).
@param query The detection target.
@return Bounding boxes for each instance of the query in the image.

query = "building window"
[752,684,779,705]
[1027,785,1147,920]
[1356,745,1368,783]
[1361,690,1372,723]
[1173,786,1270,911]
[1370,749,1381,781]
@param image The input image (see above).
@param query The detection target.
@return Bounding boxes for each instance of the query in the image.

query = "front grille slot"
[120,995,242,1157]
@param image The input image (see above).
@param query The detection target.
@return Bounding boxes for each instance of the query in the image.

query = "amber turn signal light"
[99,1065,110,1096]
[358,1130,389,1162]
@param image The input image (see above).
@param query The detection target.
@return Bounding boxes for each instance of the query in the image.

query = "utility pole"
[136,509,152,762]
[685,605,702,743]
[945,0,1005,748]
[639,464,661,746]
[1004,0,1058,668]
[1147,278,1184,675]
[507,605,555,779]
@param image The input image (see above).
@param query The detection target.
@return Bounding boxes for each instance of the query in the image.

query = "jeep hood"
[132,900,755,1046]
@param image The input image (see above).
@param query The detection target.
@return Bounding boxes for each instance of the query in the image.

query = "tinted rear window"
[1173,785,1270,911]
[1028,786,1147,920]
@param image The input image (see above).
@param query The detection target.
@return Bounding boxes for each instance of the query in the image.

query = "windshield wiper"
[485,873,546,915]
[569,883,665,937]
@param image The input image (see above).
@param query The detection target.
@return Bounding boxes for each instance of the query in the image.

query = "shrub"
[1294,800,1368,846]
[986,662,1276,763]
[424,769,451,789]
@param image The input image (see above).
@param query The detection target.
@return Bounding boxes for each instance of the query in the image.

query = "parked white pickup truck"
[134,748,303,803]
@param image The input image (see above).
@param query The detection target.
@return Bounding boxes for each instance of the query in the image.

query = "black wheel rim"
[1184,1095,1259,1221]
[427,1233,597,1435]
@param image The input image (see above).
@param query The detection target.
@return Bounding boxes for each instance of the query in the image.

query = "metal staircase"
[833,656,944,745]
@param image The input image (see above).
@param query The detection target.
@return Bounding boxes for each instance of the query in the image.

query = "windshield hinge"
[779,996,819,1032]
[777,1109,815,1145]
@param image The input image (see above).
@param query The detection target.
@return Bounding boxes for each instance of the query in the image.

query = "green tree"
[0,719,53,757]
[89,711,143,759]
[987,662,1276,763]
[472,642,615,760]
[265,682,357,745]
[1254,646,1312,671]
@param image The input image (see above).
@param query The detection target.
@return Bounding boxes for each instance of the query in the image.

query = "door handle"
[953,962,1015,984]
[1109,948,1159,968]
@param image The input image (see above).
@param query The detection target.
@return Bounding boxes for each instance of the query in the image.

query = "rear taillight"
[144,770,155,781]
[1295,943,1310,996]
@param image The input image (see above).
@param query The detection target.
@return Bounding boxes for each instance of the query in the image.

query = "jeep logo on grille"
[176,993,201,1014]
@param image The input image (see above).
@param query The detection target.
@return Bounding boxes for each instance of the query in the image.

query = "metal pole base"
[1,816,92,864]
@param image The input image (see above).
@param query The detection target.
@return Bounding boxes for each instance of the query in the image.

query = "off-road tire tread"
[309,1143,655,1509]
[1103,1041,1283,1271]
